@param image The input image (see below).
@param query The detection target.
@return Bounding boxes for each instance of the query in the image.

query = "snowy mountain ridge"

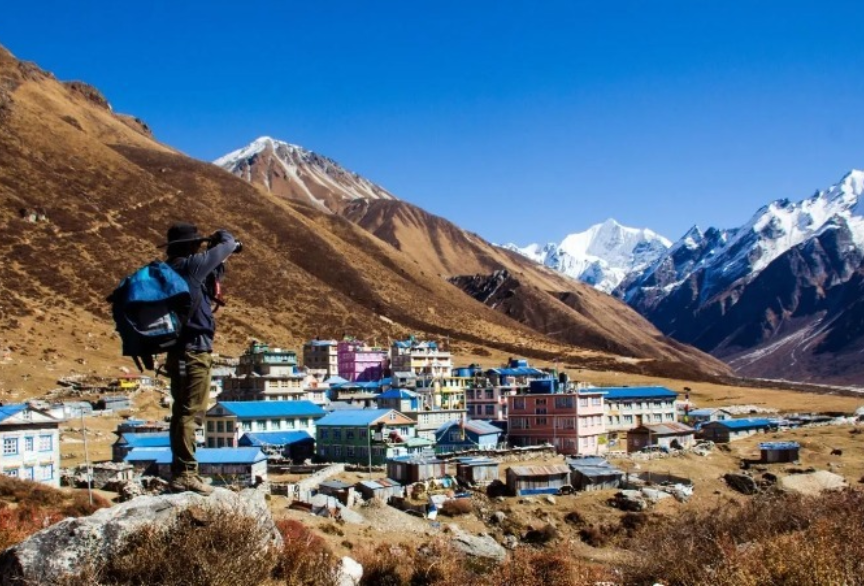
[503,218,672,293]
[214,136,396,211]
[625,170,864,305]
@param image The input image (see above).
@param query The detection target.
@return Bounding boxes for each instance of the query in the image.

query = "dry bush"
[272,519,339,586]
[439,498,473,517]
[357,543,408,586]
[0,475,66,507]
[489,545,614,586]
[74,507,280,586]
[623,489,864,585]
[523,523,558,545]
[0,503,63,550]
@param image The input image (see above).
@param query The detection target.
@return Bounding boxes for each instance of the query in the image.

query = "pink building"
[507,389,607,456]
[337,340,387,382]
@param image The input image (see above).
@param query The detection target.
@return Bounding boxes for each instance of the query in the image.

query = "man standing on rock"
[161,222,239,494]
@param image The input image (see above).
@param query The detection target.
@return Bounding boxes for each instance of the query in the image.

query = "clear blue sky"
[3,1,864,245]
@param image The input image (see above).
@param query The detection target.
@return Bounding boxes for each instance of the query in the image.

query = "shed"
[455,457,500,486]
[760,441,800,463]
[627,422,696,452]
[239,430,315,463]
[387,455,447,484]
[355,478,404,501]
[505,464,571,496]
[124,447,268,486]
[567,457,624,491]
[699,418,775,443]
[99,395,132,412]
[317,480,356,506]
[112,432,170,462]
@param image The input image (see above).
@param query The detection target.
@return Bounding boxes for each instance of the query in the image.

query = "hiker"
[161,222,239,494]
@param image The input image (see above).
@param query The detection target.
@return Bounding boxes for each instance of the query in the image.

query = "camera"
[234,241,243,254]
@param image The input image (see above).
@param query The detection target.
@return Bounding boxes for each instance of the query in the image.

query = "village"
[3,335,864,569]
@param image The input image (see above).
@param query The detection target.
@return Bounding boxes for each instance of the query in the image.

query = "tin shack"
[505,464,572,496]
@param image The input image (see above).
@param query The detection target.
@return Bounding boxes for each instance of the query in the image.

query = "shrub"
[73,507,280,586]
[273,519,338,586]
[523,523,558,545]
[439,498,473,517]
[490,545,613,586]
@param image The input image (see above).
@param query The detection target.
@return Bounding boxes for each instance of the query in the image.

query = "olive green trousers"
[166,350,213,477]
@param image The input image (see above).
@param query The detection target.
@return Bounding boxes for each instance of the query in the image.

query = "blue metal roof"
[378,389,418,400]
[759,442,800,450]
[436,419,502,436]
[316,409,403,427]
[124,447,266,464]
[329,380,381,390]
[213,401,326,418]
[119,432,171,448]
[239,430,313,447]
[688,408,729,416]
[713,418,774,430]
[601,386,679,400]
[0,404,27,423]
[487,367,548,377]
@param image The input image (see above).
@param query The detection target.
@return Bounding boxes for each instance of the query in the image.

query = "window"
[513,398,526,410]
[346,446,355,457]
[484,405,494,415]
[256,420,268,431]
[24,437,34,452]
[242,421,251,432]
[226,421,234,433]
[40,464,54,480]
[207,421,214,432]
[333,446,342,457]
[5,468,19,478]
[217,438,225,448]
[207,438,215,447]
[346,430,355,440]
[536,417,547,426]
[388,412,396,421]
[624,415,633,424]
[536,398,547,405]
[555,396,574,409]
[359,429,367,439]
[39,436,53,452]
[216,421,224,433]
[591,397,602,406]
[332,429,342,440]
[579,397,588,407]
[23,467,34,480]
[4,438,18,455]
[485,389,494,399]
[320,429,329,440]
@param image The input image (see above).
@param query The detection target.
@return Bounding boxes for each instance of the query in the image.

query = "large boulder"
[0,488,281,585]
[724,473,760,495]
[447,524,506,562]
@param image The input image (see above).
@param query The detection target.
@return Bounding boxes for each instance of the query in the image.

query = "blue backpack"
[108,261,192,372]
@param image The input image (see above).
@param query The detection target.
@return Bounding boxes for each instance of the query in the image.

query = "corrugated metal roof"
[124,447,266,465]
[435,419,503,436]
[508,465,570,477]
[688,408,730,416]
[487,368,548,377]
[633,422,695,435]
[759,442,800,450]
[378,389,419,400]
[601,386,679,400]
[316,409,403,426]
[712,418,773,430]
[566,457,623,478]
[119,432,171,447]
[0,404,27,424]
[239,430,313,447]
[213,401,326,418]
[358,477,403,490]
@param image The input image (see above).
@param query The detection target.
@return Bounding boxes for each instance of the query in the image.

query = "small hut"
[317,480,355,506]
[760,441,800,463]
[505,465,571,496]
[455,457,500,486]
[387,455,447,484]
[567,457,624,491]
[355,478,404,501]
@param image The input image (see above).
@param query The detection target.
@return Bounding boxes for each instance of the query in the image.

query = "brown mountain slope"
[0,44,723,397]
[340,199,730,375]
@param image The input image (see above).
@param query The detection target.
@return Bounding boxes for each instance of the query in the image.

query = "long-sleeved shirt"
[168,230,236,352]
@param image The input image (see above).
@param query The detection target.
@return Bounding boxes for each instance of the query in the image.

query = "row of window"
[3,435,53,456]
[510,415,602,429]
[206,418,316,434]
[607,413,674,425]
[206,437,236,448]
[609,401,674,411]
[3,464,54,480]
[467,404,499,416]
[512,396,603,411]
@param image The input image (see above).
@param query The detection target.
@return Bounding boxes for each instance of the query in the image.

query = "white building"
[204,400,327,448]
[1,404,61,487]
[390,338,452,377]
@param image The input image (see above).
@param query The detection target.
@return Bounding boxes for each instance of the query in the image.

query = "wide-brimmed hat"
[159,222,208,248]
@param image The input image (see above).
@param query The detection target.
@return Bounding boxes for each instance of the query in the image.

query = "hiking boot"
[170,474,214,495]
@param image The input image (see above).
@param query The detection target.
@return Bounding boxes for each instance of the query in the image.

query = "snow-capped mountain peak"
[504,219,671,293]
[214,136,397,212]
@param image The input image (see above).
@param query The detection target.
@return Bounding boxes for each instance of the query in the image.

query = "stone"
[543,495,556,505]
[0,488,281,585]
[609,490,647,512]
[724,473,760,495]
[491,511,507,524]
[448,524,506,562]
[502,534,519,550]
[336,556,363,586]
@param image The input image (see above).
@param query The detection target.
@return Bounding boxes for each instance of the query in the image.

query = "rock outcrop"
[0,488,280,585]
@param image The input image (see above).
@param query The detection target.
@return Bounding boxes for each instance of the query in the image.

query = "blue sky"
[3,1,864,245]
